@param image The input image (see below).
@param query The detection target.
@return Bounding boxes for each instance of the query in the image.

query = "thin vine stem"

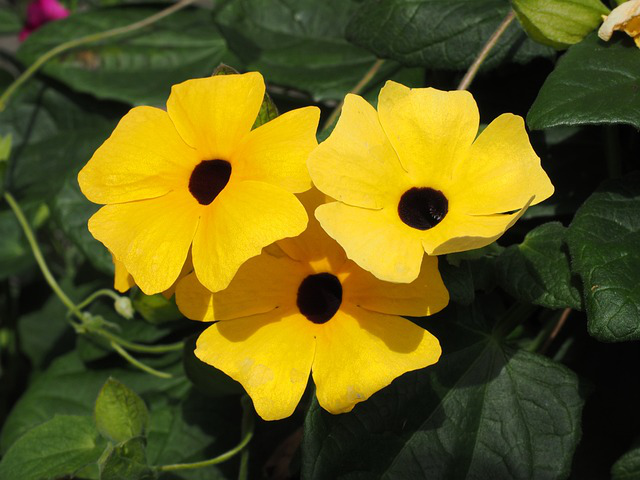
[110,341,173,379]
[157,395,255,472]
[76,288,121,310]
[98,327,184,354]
[322,58,386,132]
[3,192,85,322]
[0,0,199,110]
[457,10,516,91]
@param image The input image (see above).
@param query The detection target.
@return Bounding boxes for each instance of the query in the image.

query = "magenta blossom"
[19,0,69,41]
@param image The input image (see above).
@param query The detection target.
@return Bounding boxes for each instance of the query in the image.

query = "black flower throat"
[297,273,342,324]
[398,187,448,230]
[189,160,231,205]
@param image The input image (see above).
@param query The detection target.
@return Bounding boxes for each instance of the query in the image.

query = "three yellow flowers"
[78,72,553,421]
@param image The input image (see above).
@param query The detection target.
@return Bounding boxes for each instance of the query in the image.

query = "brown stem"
[457,10,516,91]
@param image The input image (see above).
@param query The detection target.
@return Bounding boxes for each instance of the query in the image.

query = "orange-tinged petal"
[315,201,424,283]
[166,73,265,160]
[377,81,479,187]
[277,189,346,269]
[192,181,308,292]
[112,253,134,293]
[308,94,409,209]
[175,253,305,322]
[452,114,554,215]
[78,106,199,204]
[196,310,317,421]
[342,255,449,317]
[88,191,200,295]
[312,306,441,414]
[233,107,320,193]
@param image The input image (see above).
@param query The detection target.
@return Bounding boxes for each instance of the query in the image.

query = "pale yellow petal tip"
[171,71,265,96]
[599,0,640,43]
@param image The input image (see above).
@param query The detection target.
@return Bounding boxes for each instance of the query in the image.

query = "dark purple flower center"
[297,273,342,324]
[398,187,448,230]
[188,160,231,205]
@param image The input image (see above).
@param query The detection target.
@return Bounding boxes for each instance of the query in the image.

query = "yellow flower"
[174,189,449,421]
[308,82,554,284]
[79,72,319,294]
[598,0,640,47]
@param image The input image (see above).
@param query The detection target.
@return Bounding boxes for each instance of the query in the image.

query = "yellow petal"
[277,189,347,269]
[192,181,308,292]
[312,306,441,414]
[342,255,449,317]
[377,81,479,187]
[175,253,305,322]
[112,253,134,293]
[78,106,200,204]
[452,114,553,215]
[308,94,409,209]
[232,107,320,193]
[166,73,265,160]
[196,310,317,421]
[315,202,424,283]
[88,191,200,295]
[423,202,531,256]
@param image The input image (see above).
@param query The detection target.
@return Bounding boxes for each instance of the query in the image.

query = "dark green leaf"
[215,0,402,101]
[95,378,149,443]
[612,441,640,480]
[0,415,106,480]
[567,173,640,342]
[302,303,584,479]
[0,351,185,454]
[439,259,475,305]
[512,0,609,49]
[346,0,553,71]
[18,7,228,105]
[99,437,153,480]
[0,79,120,202]
[53,179,113,274]
[496,222,582,309]
[528,33,640,130]
[0,8,21,34]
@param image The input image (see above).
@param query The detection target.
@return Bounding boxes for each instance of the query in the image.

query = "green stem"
[110,341,173,379]
[158,395,255,472]
[3,192,85,322]
[76,288,121,310]
[322,58,386,132]
[0,0,199,111]
[97,327,184,354]
[237,396,253,480]
[493,302,537,340]
[457,10,516,91]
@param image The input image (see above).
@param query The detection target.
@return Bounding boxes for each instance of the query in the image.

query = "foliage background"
[0,0,639,478]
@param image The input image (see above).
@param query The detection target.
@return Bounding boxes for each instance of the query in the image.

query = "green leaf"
[0,79,120,202]
[612,441,640,480]
[528,33,640,130]
[0,7,21,34]
[215,0,402,101]
[99,437,153,480]
[567,173,640,342]
[17,7,228,106]
[95,378,150,443]
[0,351,185,454]
[0,415,106,480]
[496,222,583,309]
[346,0,554,71]
[302,303,584,479]
[512,0,609,49]
[53,179,113,275]
[132,291,183,325]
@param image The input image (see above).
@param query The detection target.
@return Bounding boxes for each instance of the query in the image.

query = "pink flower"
[19,0,69,41]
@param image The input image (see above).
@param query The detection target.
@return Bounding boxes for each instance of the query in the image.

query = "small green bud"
[114,296,135,320]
